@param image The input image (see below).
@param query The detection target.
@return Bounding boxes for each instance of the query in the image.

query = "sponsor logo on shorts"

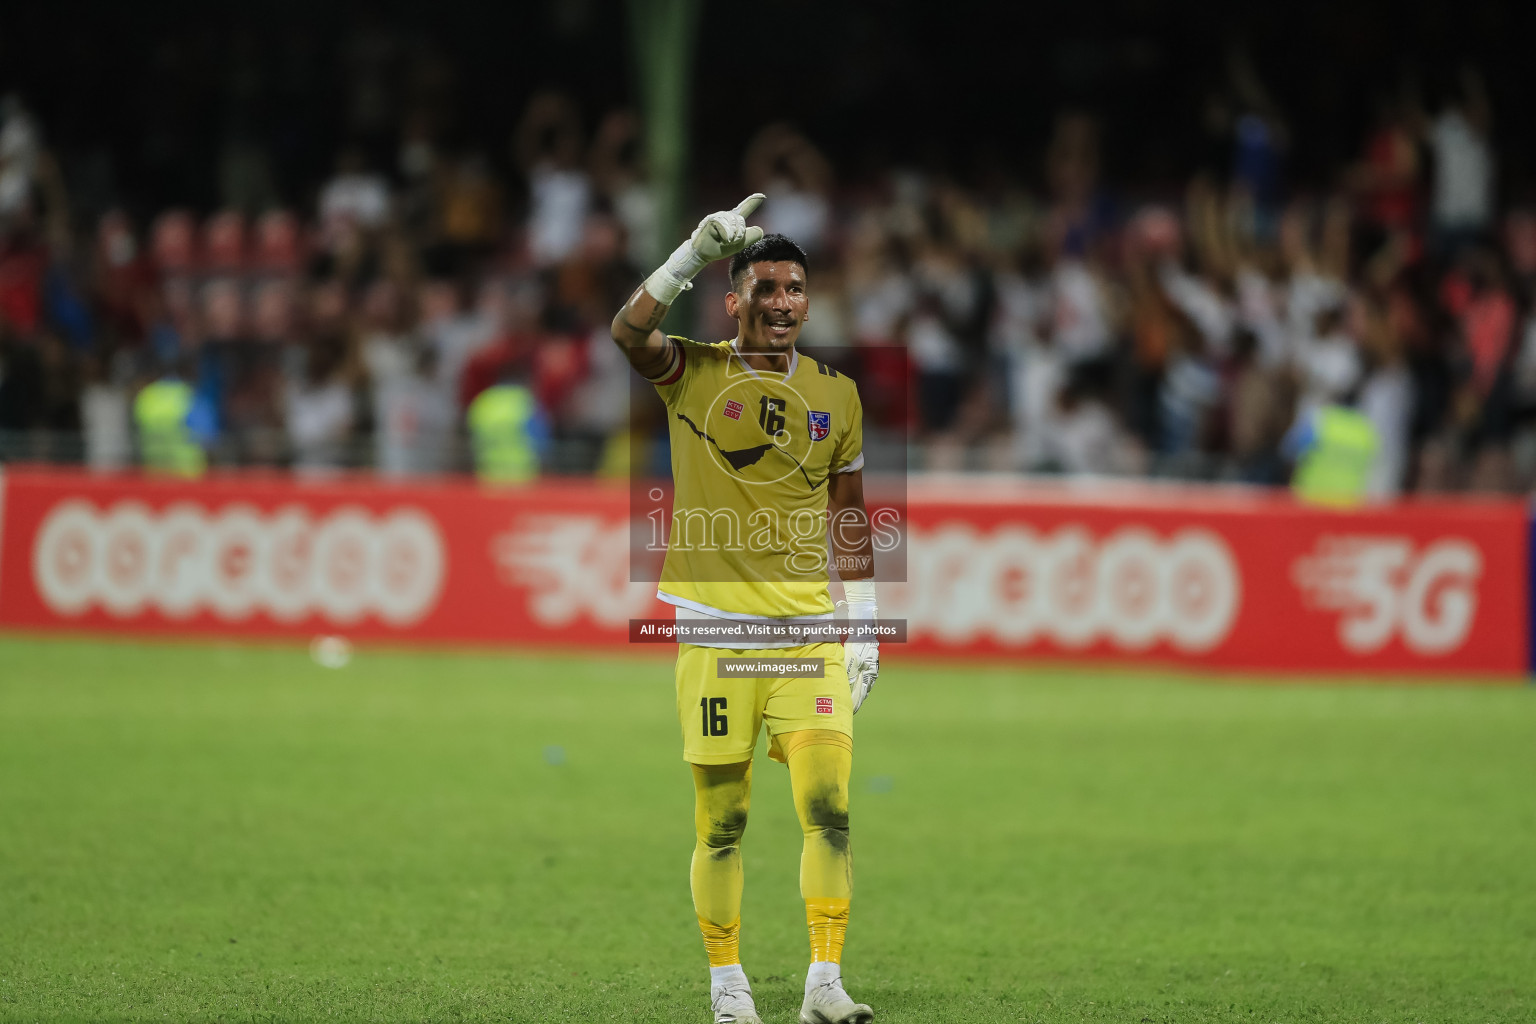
[723,399,744,420]
[816,696,834,714]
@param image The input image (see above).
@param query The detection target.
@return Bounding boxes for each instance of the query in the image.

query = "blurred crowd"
[1,53,1534,493]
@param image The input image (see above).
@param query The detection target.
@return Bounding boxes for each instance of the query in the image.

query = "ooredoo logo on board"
[30,499,446,625]
[887,523,1242,652]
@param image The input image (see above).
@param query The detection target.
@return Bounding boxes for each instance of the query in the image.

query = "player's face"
[726,261,808,352]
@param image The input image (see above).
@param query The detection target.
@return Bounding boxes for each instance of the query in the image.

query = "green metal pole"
[627,0,703,332]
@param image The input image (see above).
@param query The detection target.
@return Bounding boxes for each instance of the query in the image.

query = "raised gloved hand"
[644,194,765,304]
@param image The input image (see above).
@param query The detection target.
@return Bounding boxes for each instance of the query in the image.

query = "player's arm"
[610,193,765,379]
[828,468,873,582]
[829,468,879,713]
[611,285,677,380]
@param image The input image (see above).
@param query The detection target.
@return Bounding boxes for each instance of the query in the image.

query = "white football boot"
[710,978,763,1024]
[800,967,874,1024]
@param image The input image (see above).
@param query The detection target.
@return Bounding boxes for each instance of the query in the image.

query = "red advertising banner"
[888,479,1528,674]
[0,468,1526,674]
[0,467,668,647]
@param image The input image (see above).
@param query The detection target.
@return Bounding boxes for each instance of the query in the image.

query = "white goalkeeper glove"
[840,580,879,714]
[643,194,765,305]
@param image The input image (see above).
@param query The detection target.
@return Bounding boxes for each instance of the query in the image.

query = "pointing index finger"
[733,193,766,219]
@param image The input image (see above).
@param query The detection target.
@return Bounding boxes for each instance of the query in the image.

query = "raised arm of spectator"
[513,92,581,173]
[1320,196,1353,282]
[1225,187,1259,266]
[1186,177,1234,281]
[1226,44,1290,150]
[742,124,832,197]
[589,110,641,194]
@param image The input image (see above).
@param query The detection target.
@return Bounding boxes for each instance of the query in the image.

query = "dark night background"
[3,0,1531,217]
[1,0,1532,493]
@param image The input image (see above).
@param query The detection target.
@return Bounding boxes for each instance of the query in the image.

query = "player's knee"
[691,760,752,851]
[701,803,749,850]
[802,786,849,845]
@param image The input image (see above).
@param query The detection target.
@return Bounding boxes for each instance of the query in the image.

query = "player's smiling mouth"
[766,318,796,337]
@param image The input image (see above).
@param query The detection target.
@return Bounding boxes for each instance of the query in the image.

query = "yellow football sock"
[785,732,853,963]
[805,897,851,963]
[697,914,741,968]
[690,760,752,966]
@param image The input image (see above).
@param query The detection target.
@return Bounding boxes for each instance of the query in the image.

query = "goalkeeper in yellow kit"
[611,194,880,1024]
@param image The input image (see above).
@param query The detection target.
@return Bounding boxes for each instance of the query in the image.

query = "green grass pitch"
[1,636,1534,1023]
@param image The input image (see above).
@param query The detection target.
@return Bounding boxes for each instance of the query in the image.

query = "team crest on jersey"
[816,697,834,715]
[723,399,744,420]
[808,410,831,441]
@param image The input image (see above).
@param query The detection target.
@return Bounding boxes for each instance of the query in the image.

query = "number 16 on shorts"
[700,697,729,736]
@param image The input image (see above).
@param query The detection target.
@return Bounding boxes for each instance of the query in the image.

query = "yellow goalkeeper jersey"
[645,336,864,621]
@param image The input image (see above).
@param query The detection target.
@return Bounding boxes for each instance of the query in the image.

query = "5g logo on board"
[1291,536,1482,655]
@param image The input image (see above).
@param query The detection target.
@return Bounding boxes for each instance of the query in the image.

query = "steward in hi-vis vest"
[134,378,205,478]
[466,383,541,483]
[1290,404,1379,507]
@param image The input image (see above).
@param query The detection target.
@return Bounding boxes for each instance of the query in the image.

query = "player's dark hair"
[728,234,809,290]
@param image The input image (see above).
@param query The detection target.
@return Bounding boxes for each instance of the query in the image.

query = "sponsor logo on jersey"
[723,399,743,420]
[816,697,834,714]
[808,410,831,441]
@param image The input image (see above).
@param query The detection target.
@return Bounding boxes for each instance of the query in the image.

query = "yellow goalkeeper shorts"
[675,642,852,765]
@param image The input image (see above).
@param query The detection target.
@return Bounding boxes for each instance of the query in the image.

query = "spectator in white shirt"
[1426,67,1494,255]
[285,335,356,474]
[0,94,40,220]
[318,147,391,232]
[516,92,591,267]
